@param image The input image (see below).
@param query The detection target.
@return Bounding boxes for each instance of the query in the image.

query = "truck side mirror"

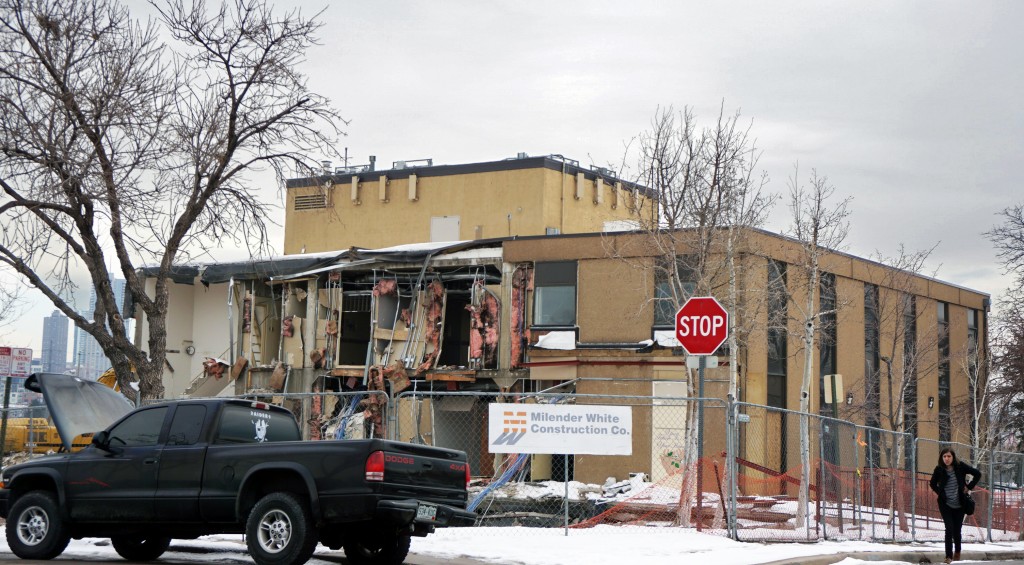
[91,430,118,453]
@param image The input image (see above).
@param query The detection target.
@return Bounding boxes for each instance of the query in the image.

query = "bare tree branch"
[0,0,343,400]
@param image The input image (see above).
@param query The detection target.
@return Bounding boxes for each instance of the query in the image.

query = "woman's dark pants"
[939,505,966,558]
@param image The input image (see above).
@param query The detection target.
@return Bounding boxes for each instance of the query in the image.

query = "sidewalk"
[762,546,1024,564]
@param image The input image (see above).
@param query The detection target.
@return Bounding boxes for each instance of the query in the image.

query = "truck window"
[215,405,300,443]
[108,406,168,447]
[167,405,207,445]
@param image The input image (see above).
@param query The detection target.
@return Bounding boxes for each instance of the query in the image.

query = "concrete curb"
[761,549,1024,564]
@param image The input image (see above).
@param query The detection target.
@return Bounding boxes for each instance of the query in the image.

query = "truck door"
[65,406,169,521]
[155,404,209,521]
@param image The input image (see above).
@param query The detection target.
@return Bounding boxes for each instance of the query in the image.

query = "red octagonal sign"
[675,297,729,356]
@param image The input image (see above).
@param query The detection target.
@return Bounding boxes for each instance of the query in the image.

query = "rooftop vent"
[391,158,433,170]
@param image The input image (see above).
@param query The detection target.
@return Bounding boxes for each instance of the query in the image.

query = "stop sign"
[675,297,729,355]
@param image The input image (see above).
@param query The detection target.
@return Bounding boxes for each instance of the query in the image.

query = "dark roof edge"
[286,156,654,199]
[506,227,991,299]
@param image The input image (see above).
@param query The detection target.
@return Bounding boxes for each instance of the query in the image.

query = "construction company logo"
[488,403,633,456]
[492,410,528,446]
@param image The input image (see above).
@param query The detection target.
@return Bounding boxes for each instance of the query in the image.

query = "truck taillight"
[365,450,384,482]
[465,461,471,488]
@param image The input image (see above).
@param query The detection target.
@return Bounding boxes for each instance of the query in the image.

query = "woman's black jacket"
[929,460,982,509]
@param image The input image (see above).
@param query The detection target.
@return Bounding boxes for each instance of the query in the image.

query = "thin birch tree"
[608,103,774,526]
[784,165,851,531]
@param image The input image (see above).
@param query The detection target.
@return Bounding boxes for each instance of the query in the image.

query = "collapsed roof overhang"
[137,238,507,287]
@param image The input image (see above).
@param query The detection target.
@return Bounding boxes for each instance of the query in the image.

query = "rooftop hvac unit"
[394,161,406,169]
[517,152,529,159]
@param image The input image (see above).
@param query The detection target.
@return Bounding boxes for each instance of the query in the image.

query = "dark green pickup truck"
[0,373,474,565]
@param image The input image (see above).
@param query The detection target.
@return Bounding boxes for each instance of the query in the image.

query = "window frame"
[532,261,578,328]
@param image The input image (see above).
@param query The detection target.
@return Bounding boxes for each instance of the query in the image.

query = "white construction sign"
[488,403,633,455]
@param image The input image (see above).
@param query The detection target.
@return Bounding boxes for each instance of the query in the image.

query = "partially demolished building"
[133,155,990,486]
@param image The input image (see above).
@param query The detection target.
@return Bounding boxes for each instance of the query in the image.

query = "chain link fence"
[5,385,1024,545]
[729,402,915,542]
[390,390,729,535]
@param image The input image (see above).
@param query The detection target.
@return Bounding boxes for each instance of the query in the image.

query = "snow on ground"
[410,526,1024,565]
[2,527,1023,565]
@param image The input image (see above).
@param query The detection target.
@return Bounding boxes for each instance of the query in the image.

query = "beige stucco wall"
[283,165,650,254]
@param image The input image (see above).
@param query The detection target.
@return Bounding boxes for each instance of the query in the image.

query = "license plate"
[416,503,437,521]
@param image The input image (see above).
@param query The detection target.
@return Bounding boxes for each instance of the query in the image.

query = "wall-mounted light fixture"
[928,396,935,409]
[846,392,854,405]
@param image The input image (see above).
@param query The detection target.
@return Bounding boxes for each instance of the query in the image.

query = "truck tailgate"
[376,441,468,503]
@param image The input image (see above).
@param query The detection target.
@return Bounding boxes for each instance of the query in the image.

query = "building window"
[938,301,950,442]
[533,261,577,327]
[902,294,917,463]
[967,308,979,443]
[864,284,881,429]
[653,256,697,327]
[766,259,787,412]
[819,272,837,409]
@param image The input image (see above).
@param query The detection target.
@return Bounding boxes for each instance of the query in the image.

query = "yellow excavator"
[2,367,131,454]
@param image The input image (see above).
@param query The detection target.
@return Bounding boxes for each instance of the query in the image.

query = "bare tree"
[609,103,775,526]
[0,0,342,401]
[988,204,1024,295]
[0,277,24,336]
[988,291,1024,450]
[854,245,943,531]
[783,165,851,531]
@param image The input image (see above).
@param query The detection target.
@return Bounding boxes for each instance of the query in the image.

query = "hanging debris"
[467,279,501,369]
[510,265,533,369]
[417,280,445,372]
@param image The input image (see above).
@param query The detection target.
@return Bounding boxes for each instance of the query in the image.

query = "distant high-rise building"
[41,310,69,373]
[73,275,129,380]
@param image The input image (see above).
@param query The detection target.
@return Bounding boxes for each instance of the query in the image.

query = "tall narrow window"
[967,309,979,444]
[902,294,917,464]
[819,272,838,409]
[937,302,950,442]
[533,261,577,327]
[766,259,788,473]
[864,284,881,428]
[766,260,788,395]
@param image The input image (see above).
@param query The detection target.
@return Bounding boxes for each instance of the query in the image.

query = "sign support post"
[697,354,705,531]
[675,296,729,531]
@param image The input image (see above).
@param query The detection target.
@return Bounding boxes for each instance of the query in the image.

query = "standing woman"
[929,448,982,563]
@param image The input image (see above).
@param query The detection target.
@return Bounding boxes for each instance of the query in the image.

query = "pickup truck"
[0,373,475,565]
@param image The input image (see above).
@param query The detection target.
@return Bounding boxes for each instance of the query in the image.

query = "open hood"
[25,373,135,451]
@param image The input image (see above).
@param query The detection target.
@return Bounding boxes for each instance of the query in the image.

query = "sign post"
[675,297,729,530]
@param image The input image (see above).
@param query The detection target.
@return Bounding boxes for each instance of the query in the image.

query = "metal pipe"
[228,277,236,370]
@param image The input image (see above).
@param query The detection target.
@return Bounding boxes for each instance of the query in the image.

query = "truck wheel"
[343,533,411,565]
[110,535,172,561]
[5,491,71,560]
[245,492,318,565]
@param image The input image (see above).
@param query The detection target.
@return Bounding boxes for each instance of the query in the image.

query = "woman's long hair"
[938,447,960,469]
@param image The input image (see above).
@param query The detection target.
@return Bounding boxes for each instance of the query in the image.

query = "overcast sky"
[3,0,1022,356]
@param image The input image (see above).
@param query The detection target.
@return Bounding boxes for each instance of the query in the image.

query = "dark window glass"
[534,261,577,326]
[819,273,838,409]
[902,294,917,463]
[654,257,698,326]
[864,284,880,428]
[108,406,168,447]
[937,301,950,442]
[767,260,787,378]
[167,405,207,446]
[216,405,300,444]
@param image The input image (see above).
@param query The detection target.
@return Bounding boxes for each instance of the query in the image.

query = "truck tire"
[5,491,71,560]
[343,533,411,565]
[110,535,172,561]
[245,492,318,565]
